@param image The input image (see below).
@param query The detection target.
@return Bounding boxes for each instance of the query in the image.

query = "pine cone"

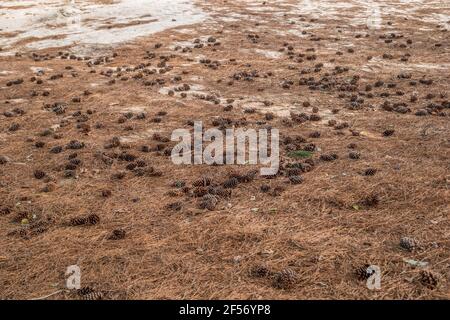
[198,194,218,211]
[70,217,87,226]
[419,270,439,289]
[223,177,239,189]
[125,163,137,171]
[272,268,297,289]
[288,175,303,185]
[64,170,77,179]
[303,143,316,152]
[320,153,338,161]
[364,168,377,176]
[270,186,285,197]
[0,207,11,216]
[111,171,126,180]
[65,163,77,171]
[30,227,48,235]
[349,151,361,159]
[360,194,379,207]
[172,180,186,188]
[105,137,121,149]
[239,170,258,183]
[7,228,29,239]
[355,264,374,281]
[101,190,112,198]
[66,140,85,150]
[165,202,182,211]
[118,152,136,162]
[136,160,147,167]
[0,155,9,165]
[108,229,126,240]
[400,237,418,252]
[193,187,208,198]
[250,264,271,278]
[208,186,231,198]
[77,286,95,296]
[166,190,178,197]
[193,176,212,187]
[34,170,46,180]
[286,168,302,176]
[82,291,103,300]
[148,169,163,177]
[86,214,100,225]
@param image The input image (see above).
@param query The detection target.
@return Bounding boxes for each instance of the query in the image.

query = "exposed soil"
[0,0,449,300]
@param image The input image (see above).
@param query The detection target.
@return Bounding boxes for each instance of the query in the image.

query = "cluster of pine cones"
[249,264,297,290]
[70,214,100,226]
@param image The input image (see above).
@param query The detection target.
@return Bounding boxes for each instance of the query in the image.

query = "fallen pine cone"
[250,264,272,278]
[400,237,418,252]
[193,176,212,187]
[77,286,95,296]
[77,287,103,300]
[108,229,126,240]
[223,177,239,189]
[320,153,338,161]
[288,175,303,185]
[354,264,374,281]
[419,270,439,289]
[82,292,104,300]
[86,214,100,225]
[198,194,218,211]
[69,214,100,226]
[70,217,87,226]
[165,202,182,211]
[272,268,297,289]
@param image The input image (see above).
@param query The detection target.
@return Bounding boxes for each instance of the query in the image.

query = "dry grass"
[0,0,449,300]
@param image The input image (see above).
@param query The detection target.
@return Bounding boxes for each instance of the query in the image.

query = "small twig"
[30,289,65,300]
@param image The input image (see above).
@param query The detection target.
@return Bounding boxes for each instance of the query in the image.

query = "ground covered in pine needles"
[0,0,449,299]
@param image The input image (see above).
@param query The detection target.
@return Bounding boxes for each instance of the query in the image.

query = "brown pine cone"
[193,176,212,187]
[419,270,439,289]
[355,264,374,281]
[272,268,297,289]
[288,175,303,185]
[320,153,338,161]
[198,194,218,211]
[70,217,87,226]
[165,202,182,211]
[34,170,46,180]
[223,177,239,189]
[400,237,418,252]
[77,286,95,296]
[108,229,126,240]
[193,187,208,198]
[250,264,271,278]
[86,214,100,225]
[82,292,104,300]
[364,168,377,176]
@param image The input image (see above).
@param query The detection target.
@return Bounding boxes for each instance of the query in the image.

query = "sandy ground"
[0,0,449,300]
